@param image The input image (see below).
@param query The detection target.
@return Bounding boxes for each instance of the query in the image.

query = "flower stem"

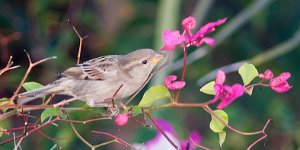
[145,111,180,150]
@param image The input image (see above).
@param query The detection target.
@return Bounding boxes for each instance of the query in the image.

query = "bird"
[17,49,165,115]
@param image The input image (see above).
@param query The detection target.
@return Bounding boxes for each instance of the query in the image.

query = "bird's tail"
[17,84,58,104]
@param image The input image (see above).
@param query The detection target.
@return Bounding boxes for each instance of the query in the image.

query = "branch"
[204,105,271,136]
[0,56,20,76]
[145,111,180,150]
[9,50,56,104]
[92,130,138,150]
[68,19,88,64]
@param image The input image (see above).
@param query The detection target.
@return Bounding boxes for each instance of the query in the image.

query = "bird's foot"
[102,106,119,117]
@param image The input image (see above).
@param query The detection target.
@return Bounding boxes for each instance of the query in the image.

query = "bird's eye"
[142,60,148,64]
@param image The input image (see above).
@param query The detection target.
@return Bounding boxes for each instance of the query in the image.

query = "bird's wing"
[62,55,119,80]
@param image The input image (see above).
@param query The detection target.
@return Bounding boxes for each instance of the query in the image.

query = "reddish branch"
[67,19,88,64]
[190,137,211,150]
[145,111,180,150]
[0,56,19,76]
[9,51,56,104]
[92,130,138,150]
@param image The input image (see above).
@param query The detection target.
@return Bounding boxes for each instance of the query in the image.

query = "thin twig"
[92,130,138,150]
[68,19,88,64]
[145,111,180,150]
[174,46,187,103]
[190,137,211,150]
[204,105,271,136]
[62,117,111,124]
[9,51,56,104]
[69,121,93,148]
[0,56,20,76]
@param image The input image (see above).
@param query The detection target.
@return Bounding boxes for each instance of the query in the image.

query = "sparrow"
[17,49,165,112]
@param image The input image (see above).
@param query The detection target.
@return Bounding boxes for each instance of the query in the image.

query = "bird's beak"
[150,52,166,65]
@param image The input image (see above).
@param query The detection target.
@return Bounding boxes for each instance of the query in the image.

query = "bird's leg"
[111,83,124,108]
[90,101,119,117]
[104,83,124,108]
[103,105,119,117]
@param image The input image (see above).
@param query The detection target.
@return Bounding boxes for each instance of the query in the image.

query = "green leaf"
[138,85,171,107]
[0,98,9,113]
[238,63,258,86]
[132,105,142,116]
[199,81,215,95]
[209,110,228,133]
[218,131,226,147]
[0,130,2,138]
[22,82,44,92]
[40,107,65,122]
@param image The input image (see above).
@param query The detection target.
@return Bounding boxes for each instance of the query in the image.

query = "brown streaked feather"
[62,55,119,80]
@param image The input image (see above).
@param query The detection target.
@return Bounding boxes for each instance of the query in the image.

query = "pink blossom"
[160,17,227,50]
[215,70,226,84]
[190,18,227,47]
[196,18,227,36]
[212,70,244,109]
[195,37,216,46]
[160,30,184,51]
[182,16,196,31]
[259,69,274,80]
[214,84,245,109]
[269,72,292,93]
[164,75,186,90]
[182,16,196,39]
[114,113,128,126]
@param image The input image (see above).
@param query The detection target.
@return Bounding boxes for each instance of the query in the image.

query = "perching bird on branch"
[17,49,165,115]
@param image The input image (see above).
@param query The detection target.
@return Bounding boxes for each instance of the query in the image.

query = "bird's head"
[120,49,165,79]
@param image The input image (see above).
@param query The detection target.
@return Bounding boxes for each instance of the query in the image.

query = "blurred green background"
[0,0,299,149]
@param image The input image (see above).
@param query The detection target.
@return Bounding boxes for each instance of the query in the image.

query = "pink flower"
[214,84,245,109]
[196,18,227,36]
[190,18,227,47]
[195,37,216,46]
[182,16,196,31]
[161,30,184,51]
[164,75,186,90]
[215,70,226,84]
[160,16,227,50]
[259,69,274,80]
[212,70,244,109]
[182,16,196,39]
[269,72,292,93]
[114,113,128,126]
